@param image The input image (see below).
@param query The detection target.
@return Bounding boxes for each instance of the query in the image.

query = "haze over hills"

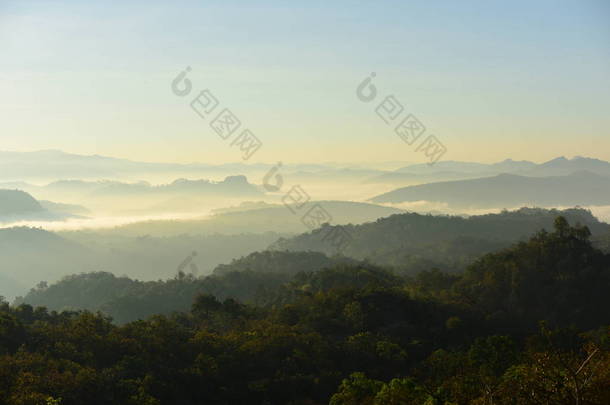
[370,171,610,208]
[94,201,405,237]
[14,208,610,326]
[0,150,393,184]
[0,175,268,217]
[0,226,287,300]
[6,206,609,302]
[393,156,610,176]
[4,2,610,402]
[3,175,263,199]
[0,189,86,222]
[3,150,610,300]
[365,156,610,187]
[4,150,610,210]
[0,200,403,299]
[7,149,610,188]
[0,227,90,298]
[0,190,44,217]
[271,207,610,272]
[15,251,362,323]
[395,159,536,174]
[0,150,267,181]
[527,156,610,176]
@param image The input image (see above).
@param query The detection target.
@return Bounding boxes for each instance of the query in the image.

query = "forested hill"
[213,250,358,276]
[17,251,358,324]
[5,217,610,404]
[270,207,610,272]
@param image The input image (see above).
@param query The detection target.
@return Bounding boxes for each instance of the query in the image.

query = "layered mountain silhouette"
[0,150,387,182]
[0,189,44,217]
[108,200,404,236]
[0,176,264,207]
[365,156,610,185]
[0,150,265,180]
[370,171,610,208]
[0,189,84,221]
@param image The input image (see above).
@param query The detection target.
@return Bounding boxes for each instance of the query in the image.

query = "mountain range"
[365,156,610,186]
[370,170,610,208]
[5,150,610,187]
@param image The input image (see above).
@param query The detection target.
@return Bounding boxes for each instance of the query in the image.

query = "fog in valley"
[2,151,610,302]
[2,2,609,403]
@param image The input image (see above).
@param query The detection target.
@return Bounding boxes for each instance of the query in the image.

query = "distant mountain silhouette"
[393,156,610,176]
[0,189,89,221]
[0,189,44,217]
[38,200,90,216]
[396,160,502,174]
[363,171,486,186]
[0,226,287,300]
[366,156,610,186]
[526,156,610,176]
[109,200,405,236]
[0,227,89,298]
[370,171,610,208]
[0,149,387,182]
[5,176,263,200]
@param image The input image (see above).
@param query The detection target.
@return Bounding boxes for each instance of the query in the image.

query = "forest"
[4,1,610,403]
[2,217,609,404]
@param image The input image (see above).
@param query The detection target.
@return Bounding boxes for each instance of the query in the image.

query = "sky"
[1,0,609,165]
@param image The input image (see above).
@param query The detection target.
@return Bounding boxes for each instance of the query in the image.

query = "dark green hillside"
[4,217,610,404]
[271,207,610,273]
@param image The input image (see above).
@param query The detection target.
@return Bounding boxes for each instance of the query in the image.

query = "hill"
[213,250,358,276]
[370,171,610,208]
[393,156,610,177]
[0,189,45,217]
[0,226,287,300]
[365,156,610,187]
[0,227,90,298]
[270,207,610,273]
[0,189,89,222]
[8,218,609,405]
[16,251,355,323]
[103,201,404,236]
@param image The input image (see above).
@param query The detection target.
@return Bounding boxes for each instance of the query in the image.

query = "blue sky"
[1,0,609,164]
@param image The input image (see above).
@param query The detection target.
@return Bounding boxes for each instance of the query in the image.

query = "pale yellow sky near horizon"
[1,1,609,165]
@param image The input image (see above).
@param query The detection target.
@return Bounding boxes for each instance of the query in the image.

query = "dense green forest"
[3,217,609,404]
[17,251,358,324]
[272,207,610,273]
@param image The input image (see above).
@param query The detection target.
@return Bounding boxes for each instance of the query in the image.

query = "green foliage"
[273,207,610,274]
[329,372,384,405]
[1,217,608,404]
[452,216,610,331]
